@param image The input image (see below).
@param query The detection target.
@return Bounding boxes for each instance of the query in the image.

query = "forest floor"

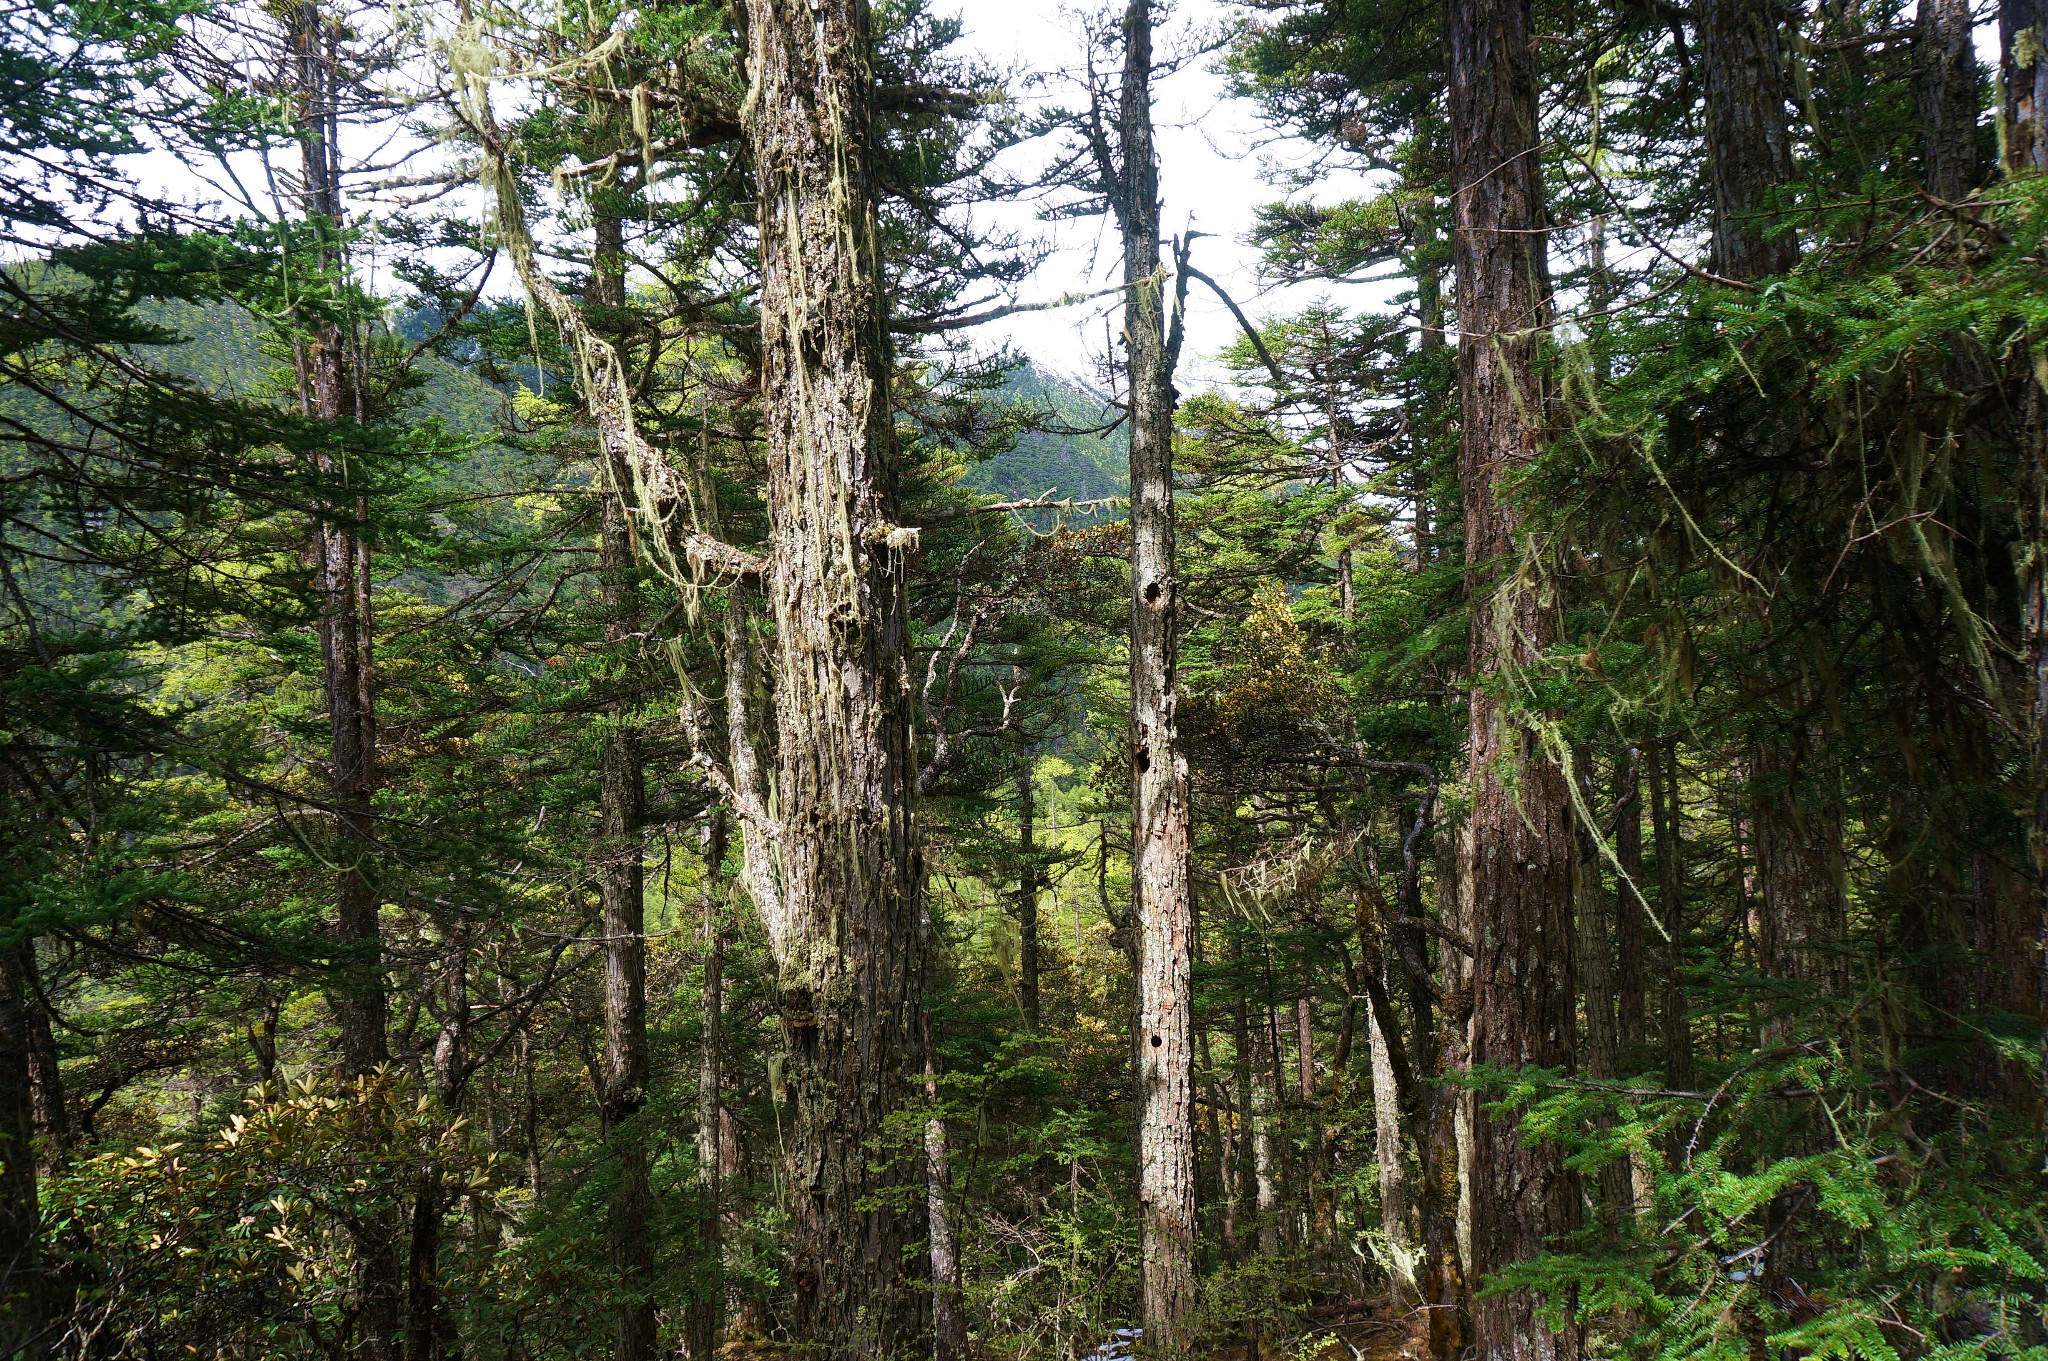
[1212,1293,1425,1358]
[719,1299,1425,1361]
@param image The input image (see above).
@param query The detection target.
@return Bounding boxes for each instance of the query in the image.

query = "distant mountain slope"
[963,361,1127,505]
[21,289,1122,508]
[136,299,511,440]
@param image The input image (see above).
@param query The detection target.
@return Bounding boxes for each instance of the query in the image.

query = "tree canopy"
[2,0,2045,1358]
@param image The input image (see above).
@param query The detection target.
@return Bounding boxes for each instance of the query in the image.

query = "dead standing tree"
[1072,0,1198,1348]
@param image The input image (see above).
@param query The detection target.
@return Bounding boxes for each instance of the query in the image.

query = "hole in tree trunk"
[1144,581,1161,603]
[1151,1034,1163,1047]
[1136,748,1150,773]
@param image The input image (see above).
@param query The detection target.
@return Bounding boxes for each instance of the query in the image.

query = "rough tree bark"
[1446,0,1581,1350]
[1410,115,1449,570]
[1699,0,1799,277]
[597,509,655,1361]
[588,204,658,1361]
[2022,356,2048,1140]
[1751,742,1850,1042]
[294,0,386,1090]
[739,0,929,1346]
[1916,0,1983,196]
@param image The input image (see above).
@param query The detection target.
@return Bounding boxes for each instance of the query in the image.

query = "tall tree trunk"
[1295,996,1316,1101]
[1653,741,1694,1092]
[740,0,928,1346]
[1200,1025,1240,1255]
[1446,0,1580,1350]
[1612,749,1656,1214]
[1019,750,1042,1032]
[1101,0,1198,1345]
[411,934,476,1361]
[1298,995,1338,1272]
[1572,753,1634,1231]
[1253,998,1286,1252]
[1366,993,1415,1308]
[1613,749,1649,1055]
[689,812,728,1361]
[922,1015,967,1361]
[1751,743,1849,1043]
[294,11,396,1356]
[1253,1071,1280,1259]
[1916,0,1983,196]
[589,194,655,1354]
[1232,954,1258,1261]
[295,0,385,1088]
[1749,737,1846,1293]
[596,502,655,1361]
[405,1166,442,1361]
[1699,0,1800,277]
[0,942,44,1361]
[1379,796,1468,1360]
[15,949,65,1171]
[1975,854,2046,1122]
[1322,319,1357,615]
[2020,344,2048,1144]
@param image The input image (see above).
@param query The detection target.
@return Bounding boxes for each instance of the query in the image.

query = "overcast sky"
[942,0,1385,386]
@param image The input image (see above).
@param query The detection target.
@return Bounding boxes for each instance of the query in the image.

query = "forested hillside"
[3,0,2046,1359]
[962,364,1129,505]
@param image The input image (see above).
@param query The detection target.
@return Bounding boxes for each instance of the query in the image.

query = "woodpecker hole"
[1144,581,1162,604]
[1151,1034,1164,1048]
[1136,748,1151,773]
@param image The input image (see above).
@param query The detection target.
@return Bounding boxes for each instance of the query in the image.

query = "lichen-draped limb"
[446,35,763,595]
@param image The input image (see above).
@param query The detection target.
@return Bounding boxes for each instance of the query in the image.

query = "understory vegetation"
[3,0,2047,1357]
